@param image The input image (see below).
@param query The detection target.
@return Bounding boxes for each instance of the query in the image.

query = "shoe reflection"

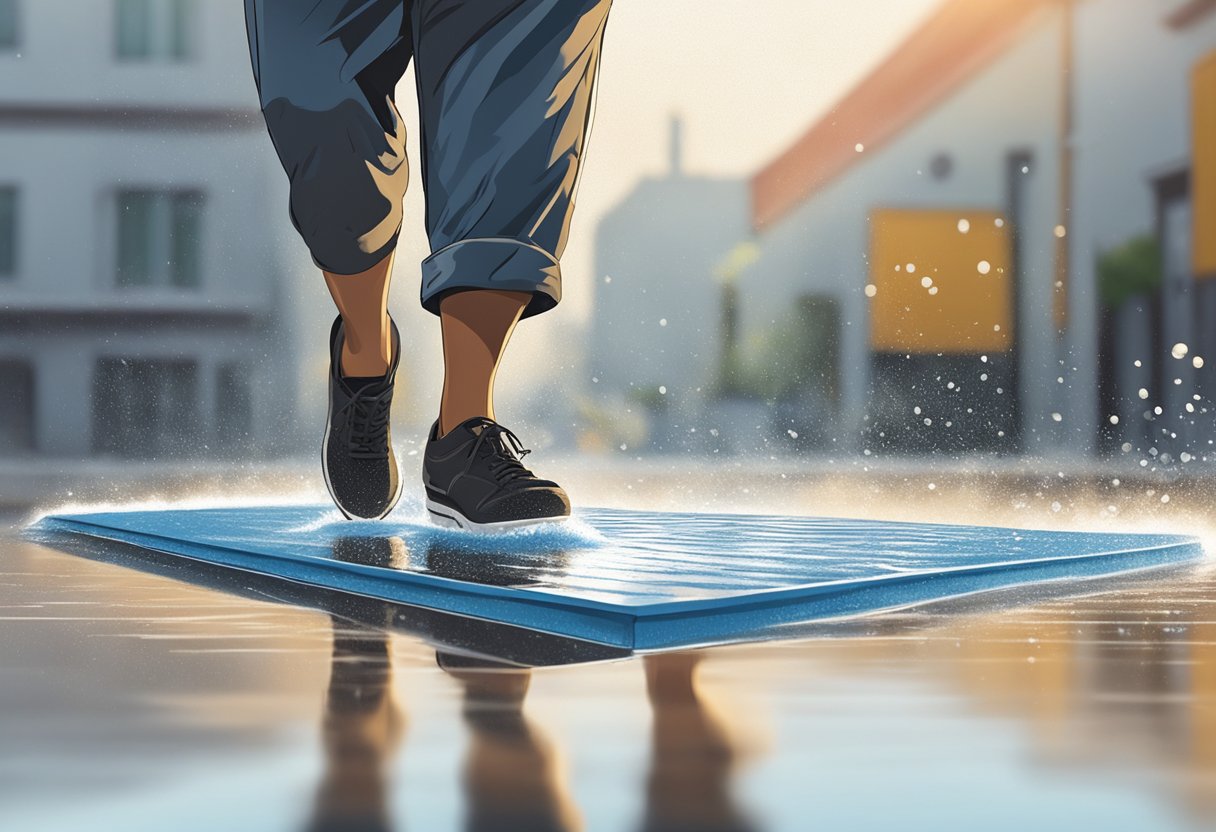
[439,653,583,832]
[331,535,411,571]
[640,653,760,832]
[330,533,570,588]
[305,616,405,832]
[324,534,582,831]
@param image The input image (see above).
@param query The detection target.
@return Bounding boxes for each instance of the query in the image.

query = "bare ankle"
[439,410,491,437]
[341,344,389,378]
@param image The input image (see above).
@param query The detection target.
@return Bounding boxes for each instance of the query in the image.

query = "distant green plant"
[714,294,839,402]
[1097,235,1161,308]
[628,385,668,412]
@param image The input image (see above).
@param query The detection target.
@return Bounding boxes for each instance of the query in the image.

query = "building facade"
[741,0,1216,461]
[0,0,313,460]
[587,119,750,452]
[1071,0,1216,464]
[746,0,1068,457]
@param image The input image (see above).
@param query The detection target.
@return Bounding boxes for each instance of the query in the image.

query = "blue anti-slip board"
[34,504,1203,649]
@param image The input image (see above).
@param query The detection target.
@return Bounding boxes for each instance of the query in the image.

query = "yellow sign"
[868,208,1012,354]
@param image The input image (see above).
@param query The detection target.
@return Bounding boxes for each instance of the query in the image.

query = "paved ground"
[3,466,1216,830]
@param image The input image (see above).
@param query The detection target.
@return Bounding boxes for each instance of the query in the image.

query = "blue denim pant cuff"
[419,237,562,319]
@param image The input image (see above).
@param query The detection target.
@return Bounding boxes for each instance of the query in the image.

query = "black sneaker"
[423,417,570,531]
[322,315,402,520]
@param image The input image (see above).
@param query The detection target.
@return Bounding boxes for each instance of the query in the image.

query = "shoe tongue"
[460,417,499,438]
[343,375,385,394]
[468,422,519,459]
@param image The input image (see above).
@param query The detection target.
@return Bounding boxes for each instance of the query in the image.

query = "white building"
[742,0,1216,461]
[745,0,1068,457]
[0,0,315,460]
[587,119,749,452]
[1070,0,1216,462]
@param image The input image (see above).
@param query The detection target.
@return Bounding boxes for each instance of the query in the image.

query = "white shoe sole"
[425,498,569,534]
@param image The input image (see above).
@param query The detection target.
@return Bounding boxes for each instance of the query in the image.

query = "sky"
[383,0,943,416]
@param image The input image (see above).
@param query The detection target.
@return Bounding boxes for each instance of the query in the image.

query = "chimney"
[669,113,683,176]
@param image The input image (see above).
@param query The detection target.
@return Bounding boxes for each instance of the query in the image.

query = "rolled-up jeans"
[243,0,611,318]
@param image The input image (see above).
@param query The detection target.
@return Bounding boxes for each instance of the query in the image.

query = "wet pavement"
[3,472,1216,831]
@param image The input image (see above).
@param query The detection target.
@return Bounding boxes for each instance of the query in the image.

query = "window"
[1167,0,1216,29]
[116,189,203,288]
[92,358,198,458]
[215,363,253,454]
[0,0,17,49]
[115,0,193,61]
[0,187,15,277]
[0,360,34,454]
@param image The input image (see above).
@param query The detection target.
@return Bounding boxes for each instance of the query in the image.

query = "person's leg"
[244,0,412,280]
[244,0,413,518]
[437,288,531,436]
[412,0,612,320]
[323,253,396,379]
[412,0,612,529]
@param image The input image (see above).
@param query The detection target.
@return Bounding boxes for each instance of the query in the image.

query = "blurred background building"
[587,0,1216,464]
[587,116,749,454]
[0,0,315,464]
[1,0,1214,478]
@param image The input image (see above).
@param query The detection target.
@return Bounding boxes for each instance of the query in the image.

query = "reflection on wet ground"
[3,518,1216,830]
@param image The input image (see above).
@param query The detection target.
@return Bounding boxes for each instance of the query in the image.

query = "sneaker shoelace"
[338,384,393,459]
[466,418,535,486]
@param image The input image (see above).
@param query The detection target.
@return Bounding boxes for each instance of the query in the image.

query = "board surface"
[33,503,1204,649]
